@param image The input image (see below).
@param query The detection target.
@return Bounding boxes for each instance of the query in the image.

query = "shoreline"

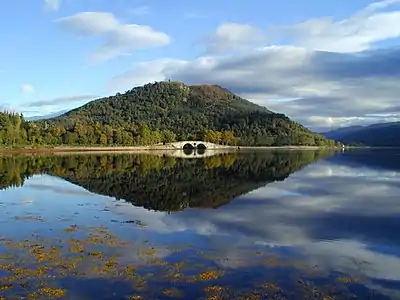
[0,145,343,155]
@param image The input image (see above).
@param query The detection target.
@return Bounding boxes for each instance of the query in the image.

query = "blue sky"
[1,0,400,130]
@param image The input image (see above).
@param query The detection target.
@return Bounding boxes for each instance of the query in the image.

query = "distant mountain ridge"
[322,122,400,146]
[322,125,365,140]
[26,110,69,121]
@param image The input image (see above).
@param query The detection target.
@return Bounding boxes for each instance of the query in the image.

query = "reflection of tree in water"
[0,151,333,211]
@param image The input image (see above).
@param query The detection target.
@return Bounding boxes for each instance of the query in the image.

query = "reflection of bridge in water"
[161,149,233,158]
[139,141,237,158]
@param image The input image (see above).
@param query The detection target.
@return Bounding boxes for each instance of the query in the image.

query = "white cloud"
[106,59,177,91]
[27,94,97,107]
[207,23,265,53]
[56,12,170,64]
[278,0,400,52]
[20,84,35,94]
[56,12,119,36]
[44,0,61,12]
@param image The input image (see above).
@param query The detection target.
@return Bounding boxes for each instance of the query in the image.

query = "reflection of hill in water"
[0,151,332,211]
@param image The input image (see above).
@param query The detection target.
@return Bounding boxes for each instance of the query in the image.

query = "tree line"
[0,112,242,147]
[0,111,339,148]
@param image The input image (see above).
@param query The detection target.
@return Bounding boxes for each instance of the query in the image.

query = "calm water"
[0,149,399,299]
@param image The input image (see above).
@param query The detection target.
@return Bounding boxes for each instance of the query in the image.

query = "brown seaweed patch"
[163,287,183,298]
[28,287,66,299]
[141,248,157,256]
[336,276,361,284]
[0,283,13,292]
[68,240,85,253]
[0,222,383,299]
[261,282,280,291]
[197,270,224,281]
[63,225,78,233]
[263,257,279,266]
[87,251,103,258]
[234,291,266,300]
[204,285,226,299]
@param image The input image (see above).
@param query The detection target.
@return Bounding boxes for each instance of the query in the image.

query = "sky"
[1,0,400,131]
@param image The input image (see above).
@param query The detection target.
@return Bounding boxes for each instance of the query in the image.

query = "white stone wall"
[169,141,225,149]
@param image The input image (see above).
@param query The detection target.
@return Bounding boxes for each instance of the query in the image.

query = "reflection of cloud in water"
[25,175,97,197]
[110,159,400,297]
[21,197,34,206]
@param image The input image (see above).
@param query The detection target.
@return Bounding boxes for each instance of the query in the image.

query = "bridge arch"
[169,141,221,150]
[183,143,195,150]
[197,143,207,150]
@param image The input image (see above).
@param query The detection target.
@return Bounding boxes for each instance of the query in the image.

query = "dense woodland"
[0,151,333,211]
[1,82,340,147]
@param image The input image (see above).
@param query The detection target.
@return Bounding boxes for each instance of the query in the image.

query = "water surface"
[0,149,399,299]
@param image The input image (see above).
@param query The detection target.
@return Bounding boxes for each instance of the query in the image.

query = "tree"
[163,130,176,143]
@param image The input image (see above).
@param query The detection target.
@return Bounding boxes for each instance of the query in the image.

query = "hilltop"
[322,122,400,147]
[1,81,339,147]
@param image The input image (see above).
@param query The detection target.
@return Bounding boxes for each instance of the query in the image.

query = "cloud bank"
[106,0,400,130]
[27,94,98,108]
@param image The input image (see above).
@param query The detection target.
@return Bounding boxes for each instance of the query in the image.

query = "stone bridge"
[168,141,225,150]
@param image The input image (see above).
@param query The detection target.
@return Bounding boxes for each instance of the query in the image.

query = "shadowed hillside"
[322,122,400,147]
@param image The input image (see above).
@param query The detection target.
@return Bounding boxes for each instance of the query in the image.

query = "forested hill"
[0,81,340,147]
[52,82,271,128]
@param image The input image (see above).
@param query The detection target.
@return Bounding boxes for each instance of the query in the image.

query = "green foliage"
[0,150,334,211]
[0,82,340,147]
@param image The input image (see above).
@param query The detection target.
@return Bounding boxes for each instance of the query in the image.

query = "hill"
[322,125,364,140]
[322,122,400,146]
[0,81,339,147]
